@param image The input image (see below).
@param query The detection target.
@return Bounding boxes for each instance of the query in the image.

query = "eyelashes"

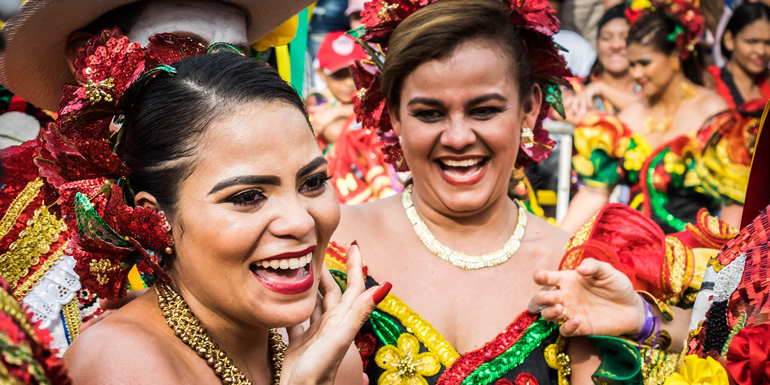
[223,172,331,208]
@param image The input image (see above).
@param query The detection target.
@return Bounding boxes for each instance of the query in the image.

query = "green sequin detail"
[74,192,131,247]
[646,150,686,231]
[542,82,566,119]
[370,310,401,346]
[461,319,557,385]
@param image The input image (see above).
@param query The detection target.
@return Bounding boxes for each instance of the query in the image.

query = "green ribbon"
[289,8,310,97]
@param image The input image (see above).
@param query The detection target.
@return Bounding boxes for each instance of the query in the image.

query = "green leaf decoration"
[542,82,566,119]
[370,310,400,346]
[74,192,132,248]
[206,42,245,56]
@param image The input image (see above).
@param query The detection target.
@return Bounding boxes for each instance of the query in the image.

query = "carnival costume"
[320,0,738,383]
[707,66,770,111]
[572,0,737,234]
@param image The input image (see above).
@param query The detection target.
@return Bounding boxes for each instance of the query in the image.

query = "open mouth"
[250,251,314,295]
[436,157,489,186]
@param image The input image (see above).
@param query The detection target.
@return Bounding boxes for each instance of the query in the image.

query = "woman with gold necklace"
[46,31,389,384]
[562,0,734,234]
[325,0,706,383]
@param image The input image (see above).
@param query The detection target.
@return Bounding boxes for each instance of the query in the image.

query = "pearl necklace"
[156,282,285,385]
[402,185,527,270]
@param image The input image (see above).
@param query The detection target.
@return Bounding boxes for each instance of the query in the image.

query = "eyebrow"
[208,175,281,195]
[297,156,328,180]
[406,94,508,108]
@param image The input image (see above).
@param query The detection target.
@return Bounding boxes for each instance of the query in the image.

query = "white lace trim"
[21,254,81,355]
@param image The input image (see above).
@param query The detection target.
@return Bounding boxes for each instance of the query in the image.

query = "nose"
[611,37,625,51]
[630,65,643,81]
[439,115,477,150]
[267,195,316,240]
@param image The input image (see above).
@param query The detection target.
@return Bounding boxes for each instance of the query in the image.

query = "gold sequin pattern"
[0,178,44,241]
[663,236,692,298]
[544,336,570,385]
[641,348,679,385]
[89,259,120,285]
[62,297,81,341]
[13,244,66,300]
[1,206,67,288]
[376,293,460,367]
[0,281,36,342]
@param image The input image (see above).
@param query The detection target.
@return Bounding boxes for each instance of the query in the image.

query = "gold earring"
[672,62,680,72]
[164,246,174,255]
[521,127,535,148]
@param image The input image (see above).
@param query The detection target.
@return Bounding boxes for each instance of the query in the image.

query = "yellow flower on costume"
[664,151,686,175]
[375,334,441,385]
[630,0,653,10]
[663,355,729,385]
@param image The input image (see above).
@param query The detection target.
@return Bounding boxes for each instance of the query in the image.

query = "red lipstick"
[261,246,316,261]
[254,264,315,296]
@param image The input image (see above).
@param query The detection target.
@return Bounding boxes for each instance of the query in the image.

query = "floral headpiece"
[626,0,704,61]
[33,29,242,300]
[349,0,572,170]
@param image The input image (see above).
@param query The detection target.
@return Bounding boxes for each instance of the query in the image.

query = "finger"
[532,289,563,308]
[310,292,324,324]
[559,316,582,337]
[326,286,380,344]
[540,303,564,322]
[576,258,611,280]
[319,264,342,311]
[533,269,562,287]
[287,324,305,342]
[341,243,366,307]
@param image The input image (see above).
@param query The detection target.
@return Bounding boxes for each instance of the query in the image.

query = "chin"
[249,294,317,328]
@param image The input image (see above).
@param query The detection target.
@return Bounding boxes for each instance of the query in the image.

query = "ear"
[520,84,543,130]
[317,67,328,82]
[65,30,93,77]
[723,30,735,53]
[134,191,160,210]
[387,101,402,136]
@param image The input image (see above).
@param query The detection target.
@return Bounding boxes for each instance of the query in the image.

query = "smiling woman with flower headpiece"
[561,0,738,234]
[323,0,705,383]
[32,29,391,384]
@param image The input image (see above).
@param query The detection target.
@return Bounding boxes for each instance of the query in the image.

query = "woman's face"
[726,19,770,76]
[391,40,540,216]
[161,102,339,328]
[628,43,679,98]
[597,18,630,75]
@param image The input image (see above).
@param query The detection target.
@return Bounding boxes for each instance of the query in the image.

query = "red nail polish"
[372,282,392,304]
[351,240,359,248]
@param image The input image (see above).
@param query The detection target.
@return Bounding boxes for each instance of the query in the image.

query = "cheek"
[308,189,341,242]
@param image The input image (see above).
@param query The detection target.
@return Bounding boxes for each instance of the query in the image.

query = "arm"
[568,337,601,385]
[719,204,743,231]
[595,82,642,111]
[560,186,611,233]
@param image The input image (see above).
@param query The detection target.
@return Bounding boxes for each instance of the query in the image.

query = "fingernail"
[351,240,359,248]
[372,281,392,304]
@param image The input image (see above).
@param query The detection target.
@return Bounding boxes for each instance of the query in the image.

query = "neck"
[600,70,636,91]
[726,60,765,91]
[170,279,273,384]
[409,182,519,254]
[650,72,687,111]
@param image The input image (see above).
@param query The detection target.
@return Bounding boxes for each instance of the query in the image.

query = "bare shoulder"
[617,101,646,130]
[334,193,402,245]
[64,293,180,384]
[524,212,573,265]
[693,86,729,116]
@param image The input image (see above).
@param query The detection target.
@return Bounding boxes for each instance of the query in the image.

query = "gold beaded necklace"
[402,184,527,270]
[155,282,286,385]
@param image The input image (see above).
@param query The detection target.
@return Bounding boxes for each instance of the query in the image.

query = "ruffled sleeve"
[695,108,756,205]
[572,113,652,189]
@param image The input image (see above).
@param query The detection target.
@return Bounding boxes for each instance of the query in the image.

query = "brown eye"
[226,189,266,207]
[299,173,331,194]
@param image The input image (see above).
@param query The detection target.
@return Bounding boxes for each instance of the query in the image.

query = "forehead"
[128,0,249,49]
[738,19,770,37]
[194,102,319,177]
[627,43,663,58]
[600,18,629,34]
[401,41,518,102]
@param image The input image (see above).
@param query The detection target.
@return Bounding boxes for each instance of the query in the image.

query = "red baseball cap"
[317,31,368,74]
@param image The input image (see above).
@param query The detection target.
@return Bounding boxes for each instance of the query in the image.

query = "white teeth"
[441,158,482,167]
[258,253,313,270]
[444,166,484,179]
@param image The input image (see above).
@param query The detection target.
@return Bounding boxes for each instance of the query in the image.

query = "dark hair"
[117,53,310,215]
[627,9,705,85]
[721,2,770,60]
[84,1,149,36]
[381,0,534,112]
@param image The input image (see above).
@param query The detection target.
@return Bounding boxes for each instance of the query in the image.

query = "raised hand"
[281,243,390,385]
[530,258,645,338]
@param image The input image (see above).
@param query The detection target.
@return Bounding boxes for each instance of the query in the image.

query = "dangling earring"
[672,61,680,72]
[521,127,535,148]
[165,246,174,255]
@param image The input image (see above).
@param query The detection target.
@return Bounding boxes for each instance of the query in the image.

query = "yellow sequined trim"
[0,279,36,341]
[565,214,597,251]
[642,348,679,385]
[62,297,81,341]
[545,336,571,385]
[663,236,692,298]
[376,293,460,367]
[0,178,44,241]
[0,205,67,288]
[13,244,66,300]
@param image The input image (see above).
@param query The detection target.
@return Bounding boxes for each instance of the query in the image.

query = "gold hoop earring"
[521,127,535,148]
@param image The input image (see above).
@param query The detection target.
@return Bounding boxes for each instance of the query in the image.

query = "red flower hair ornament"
[348,0,572,170]
[626,0,705,61]
[33,28,242,300]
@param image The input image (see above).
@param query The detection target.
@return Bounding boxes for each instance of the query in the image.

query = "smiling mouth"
[250,252,314,295]
[436,157,489,185]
